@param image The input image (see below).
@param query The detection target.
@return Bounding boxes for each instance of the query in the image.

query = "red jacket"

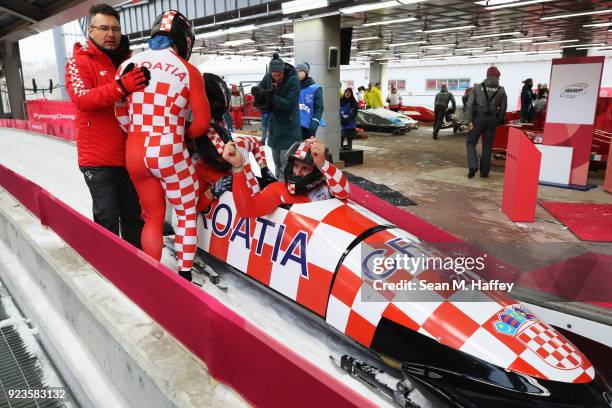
[65,38,129,167]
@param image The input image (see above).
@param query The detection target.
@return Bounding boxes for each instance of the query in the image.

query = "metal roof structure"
[114,0,612,61]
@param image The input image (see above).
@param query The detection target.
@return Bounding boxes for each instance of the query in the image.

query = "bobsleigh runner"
[165,184,612,408]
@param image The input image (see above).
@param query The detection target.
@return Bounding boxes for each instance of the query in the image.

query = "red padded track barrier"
[0,163,375,408]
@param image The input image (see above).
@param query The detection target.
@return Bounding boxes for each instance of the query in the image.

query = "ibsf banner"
[543,57,605,186]
[25,99,77,127]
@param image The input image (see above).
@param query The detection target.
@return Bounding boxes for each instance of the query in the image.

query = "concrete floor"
[346,125,612,270]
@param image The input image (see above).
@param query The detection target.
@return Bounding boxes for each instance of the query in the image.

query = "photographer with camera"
[251,53,301,181]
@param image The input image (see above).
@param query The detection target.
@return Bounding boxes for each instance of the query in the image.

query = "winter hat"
[487,66,501,78]
[296,61,310,76]
[269,53,285,72]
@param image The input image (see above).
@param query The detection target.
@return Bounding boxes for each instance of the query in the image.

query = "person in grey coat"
[433,84,456,139]
[464,66,507,178]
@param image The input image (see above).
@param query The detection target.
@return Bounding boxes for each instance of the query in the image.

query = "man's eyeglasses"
[90,25,121,34]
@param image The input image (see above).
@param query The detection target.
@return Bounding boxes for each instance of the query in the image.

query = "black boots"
[468,169,477,179]
[179,270,192,282]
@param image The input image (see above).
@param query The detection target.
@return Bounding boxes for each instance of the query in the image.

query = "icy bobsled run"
[177,191,612,408]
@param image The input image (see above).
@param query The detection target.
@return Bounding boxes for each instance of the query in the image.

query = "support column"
[1,40,26,119]
[52,26,69,100]
[294,15,341,160]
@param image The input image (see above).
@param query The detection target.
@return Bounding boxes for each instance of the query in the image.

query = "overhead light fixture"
[420,43,456,49]
[224,38,255,46]
[470,31,521,39]
[484,51,528,57]
[583,45,612,51]
[480,0,554,11]
[499,36,548,43]
[423,25,475,33]
[389,40,426,47]
[195,24,257,39]
[421,53,454,59]
[532,39,579,45]
[526,49,562,54]
[256,19,292,28]
[282,0,328,14]
[541,9,612,21]
[280,32,295,39]
[340,0,427,14]
[583,21,612,28]
[560,42,606,48]
[353,36,380,41]
[363,16,417,27]
[455,47,490,52]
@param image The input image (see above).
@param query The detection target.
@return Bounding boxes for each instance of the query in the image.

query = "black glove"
[251,86,262,97]
[259,166,277,189]
[211,175,232,199]
[261,88,277,97]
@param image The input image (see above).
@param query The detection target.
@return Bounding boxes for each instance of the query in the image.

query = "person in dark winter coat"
[465,66,508,179]
[340,88,358,150]
[254,53,301,181]
[433,84,456,139]
[520,78,535,123]
[296,62,324,140]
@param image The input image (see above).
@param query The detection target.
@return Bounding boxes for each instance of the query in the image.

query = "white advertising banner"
[546,62,603,125]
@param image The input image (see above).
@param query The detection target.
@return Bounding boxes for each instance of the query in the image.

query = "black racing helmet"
[284,141,331,195]
[150,10,195,60]
[203,72,230,122]
[194,121,232,171]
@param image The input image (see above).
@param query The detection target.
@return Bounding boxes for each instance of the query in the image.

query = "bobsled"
[188,194,610,407]
[357,108,419,135]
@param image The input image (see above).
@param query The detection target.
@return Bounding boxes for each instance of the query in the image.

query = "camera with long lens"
[251,86,275,112]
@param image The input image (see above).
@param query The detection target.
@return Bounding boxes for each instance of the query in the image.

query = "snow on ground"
[0,280,77,407]
[0,129,433,407]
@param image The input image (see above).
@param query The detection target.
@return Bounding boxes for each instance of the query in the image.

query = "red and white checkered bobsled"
[192,192,611,407]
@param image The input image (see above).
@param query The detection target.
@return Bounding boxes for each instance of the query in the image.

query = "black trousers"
[466,114,498,176]
[341,128,356,149]
[433,104,447,136]
[80,166,144,249]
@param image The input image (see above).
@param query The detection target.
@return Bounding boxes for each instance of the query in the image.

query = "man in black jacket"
[433,84,456,139]
[465,66,508,179]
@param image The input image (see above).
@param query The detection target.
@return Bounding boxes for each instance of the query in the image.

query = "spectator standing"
[432,84,456,139]
[253,53,301,181]
[520,78,535,123]
[386,86,402,112]
[230,84,244,130]
[370,82,384,108]
[340,88,358,150]
[296,62,324,140]
[465,66,508,179]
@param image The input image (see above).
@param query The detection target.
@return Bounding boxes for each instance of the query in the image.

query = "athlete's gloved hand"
[117,63,148,95]
[211,175,233,199]
[259,166,277,189]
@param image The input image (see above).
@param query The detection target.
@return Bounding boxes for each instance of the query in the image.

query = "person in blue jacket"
[340,88,358,150]
[296,62,324,140]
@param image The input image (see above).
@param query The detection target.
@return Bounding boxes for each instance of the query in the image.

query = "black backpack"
[203,72,230,122]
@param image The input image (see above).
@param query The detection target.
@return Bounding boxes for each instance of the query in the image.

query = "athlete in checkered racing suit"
[223,138,350,217]
[115,10,211,281]
[193,125,277,212]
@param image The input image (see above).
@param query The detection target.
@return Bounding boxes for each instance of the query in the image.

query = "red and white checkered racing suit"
[115,47,211,273]
[232,143,351,218]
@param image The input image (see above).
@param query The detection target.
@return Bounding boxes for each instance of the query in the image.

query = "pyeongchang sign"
[25,100,77,127]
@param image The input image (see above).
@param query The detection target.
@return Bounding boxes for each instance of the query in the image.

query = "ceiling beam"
[0,1,47,24]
